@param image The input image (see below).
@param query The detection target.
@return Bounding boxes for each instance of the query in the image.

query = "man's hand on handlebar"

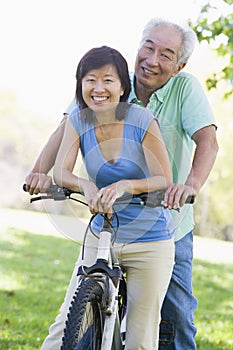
[25,172,53,195]
[164,184,197,210]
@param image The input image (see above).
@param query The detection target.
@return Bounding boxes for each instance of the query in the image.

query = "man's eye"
[161,53,171,60]
[144,45,153,51]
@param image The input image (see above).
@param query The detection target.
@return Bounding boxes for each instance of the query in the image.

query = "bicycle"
[23,184,194,350]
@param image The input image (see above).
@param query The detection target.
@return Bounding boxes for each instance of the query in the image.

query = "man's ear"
[172,62,186,77]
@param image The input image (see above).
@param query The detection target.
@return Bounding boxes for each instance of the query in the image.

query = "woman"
[54,45,174,350]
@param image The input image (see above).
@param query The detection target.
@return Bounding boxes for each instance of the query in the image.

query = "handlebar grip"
[138,190,195,208]
[23,183,79,198]
[23,183,65,194]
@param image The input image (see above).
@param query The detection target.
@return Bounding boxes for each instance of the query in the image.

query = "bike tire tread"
[61,278,104,350]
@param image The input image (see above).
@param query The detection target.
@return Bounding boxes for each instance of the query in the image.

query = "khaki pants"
[41,232,174,350]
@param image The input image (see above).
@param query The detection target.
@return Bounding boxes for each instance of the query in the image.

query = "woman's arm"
[140,119,173,191]
[53,119,84,191]
[53,119,101,213]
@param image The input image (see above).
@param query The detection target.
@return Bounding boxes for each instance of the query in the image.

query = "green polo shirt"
[129,71,216,241]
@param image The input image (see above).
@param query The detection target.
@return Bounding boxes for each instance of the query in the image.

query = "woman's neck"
[94,110,117,126]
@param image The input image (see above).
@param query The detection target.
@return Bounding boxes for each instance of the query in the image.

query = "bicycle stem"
[97,230,112,261]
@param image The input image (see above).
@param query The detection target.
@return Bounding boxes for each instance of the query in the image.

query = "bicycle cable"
[81,210,119,261]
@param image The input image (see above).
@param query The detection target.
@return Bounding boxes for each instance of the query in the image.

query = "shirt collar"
[129,72,139,103]
[129,72,174,104]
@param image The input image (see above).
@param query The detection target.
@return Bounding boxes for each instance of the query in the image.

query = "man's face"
[135,24,185,92]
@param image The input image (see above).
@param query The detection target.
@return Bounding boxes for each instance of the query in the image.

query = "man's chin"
[137,75,156,89]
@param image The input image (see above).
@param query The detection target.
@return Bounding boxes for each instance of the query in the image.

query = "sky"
[0,0,229,121]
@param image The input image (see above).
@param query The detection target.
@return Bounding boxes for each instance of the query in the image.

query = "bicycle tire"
[61,278,104,350]
[118,277,127,348]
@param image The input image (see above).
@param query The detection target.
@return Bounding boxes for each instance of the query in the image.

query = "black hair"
[75,46,131,120]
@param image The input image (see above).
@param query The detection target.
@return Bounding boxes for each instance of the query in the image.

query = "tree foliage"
[189,0,233,241]
[191,0,233,98]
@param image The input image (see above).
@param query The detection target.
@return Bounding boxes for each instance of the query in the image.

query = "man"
[26,18,218,349]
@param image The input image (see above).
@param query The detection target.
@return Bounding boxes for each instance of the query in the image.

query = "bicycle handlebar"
[23,183,74,201]
[23,183,195,208]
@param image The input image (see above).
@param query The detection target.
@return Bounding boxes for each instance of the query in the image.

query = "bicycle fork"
[101,277,123,350]
[78,219,124,349]
[97,221,123,350]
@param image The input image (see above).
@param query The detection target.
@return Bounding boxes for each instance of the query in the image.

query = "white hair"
[140,17,198,65]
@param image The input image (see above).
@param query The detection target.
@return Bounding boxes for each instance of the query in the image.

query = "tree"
[191,0,233,98]
[190,1,233,241]
[193,95,233,241]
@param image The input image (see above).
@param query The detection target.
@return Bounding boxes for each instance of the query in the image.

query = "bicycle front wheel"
[61,278,104,350]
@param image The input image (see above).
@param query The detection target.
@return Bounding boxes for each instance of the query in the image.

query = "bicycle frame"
[77,216,124,350]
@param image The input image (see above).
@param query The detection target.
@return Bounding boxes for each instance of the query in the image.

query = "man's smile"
[142,66,159,75]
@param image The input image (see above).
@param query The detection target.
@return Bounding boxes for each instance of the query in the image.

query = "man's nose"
[146,51,159,66]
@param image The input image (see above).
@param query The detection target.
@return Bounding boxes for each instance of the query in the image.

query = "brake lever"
[30,192,67,202]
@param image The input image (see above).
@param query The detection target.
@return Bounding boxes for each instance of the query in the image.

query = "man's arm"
[186,125,218,193]
[25,115,68,195]
[164,125,218,209]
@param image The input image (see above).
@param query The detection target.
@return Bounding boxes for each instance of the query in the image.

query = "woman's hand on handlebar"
[80,179,105,216]
[96,181,128,217]
[25,172,53,195]
[164,183,197,210]
[82,180,128,218]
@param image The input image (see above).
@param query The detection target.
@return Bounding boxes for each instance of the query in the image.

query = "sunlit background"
[1,0,229,119]
[1,2,233,347]
[0,0,232,242]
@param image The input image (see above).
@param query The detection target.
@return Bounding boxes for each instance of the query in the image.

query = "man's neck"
[134,80,155,107]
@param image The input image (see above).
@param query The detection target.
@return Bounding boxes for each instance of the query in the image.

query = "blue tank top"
[69,104,174,243]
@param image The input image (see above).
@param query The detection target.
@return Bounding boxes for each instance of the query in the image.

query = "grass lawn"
[193,260,233,349]
[0,226,80,349]
[1,221,233,349]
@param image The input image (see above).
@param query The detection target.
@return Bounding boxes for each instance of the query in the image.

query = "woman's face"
[82,64,124,113]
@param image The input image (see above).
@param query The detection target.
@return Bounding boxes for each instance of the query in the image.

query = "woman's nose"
[93,81,105,92]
